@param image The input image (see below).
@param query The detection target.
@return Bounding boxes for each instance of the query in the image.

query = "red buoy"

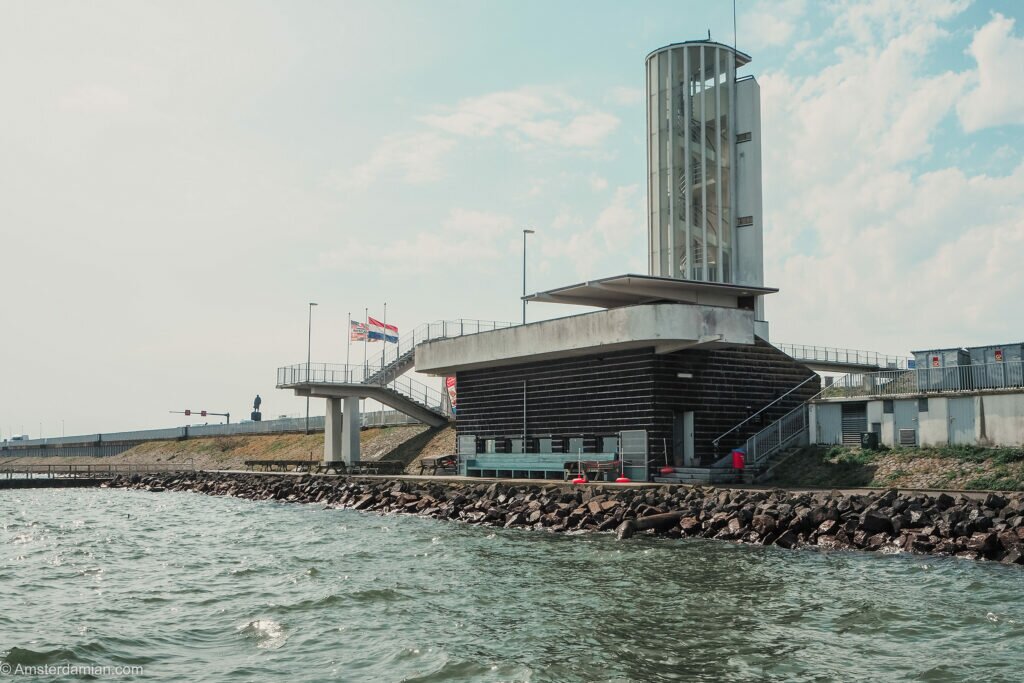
[659,466,674,475]
[571,476,587,484]
[615,476,631,483]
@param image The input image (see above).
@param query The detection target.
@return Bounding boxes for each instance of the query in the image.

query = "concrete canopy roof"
[522,274,777,310]
[415,302,755,375]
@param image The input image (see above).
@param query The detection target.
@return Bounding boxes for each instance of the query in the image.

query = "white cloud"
[337,131,455,189]
[319,208,516,274]
[421,86,620,148]
[958,13,1024,132]
[757,0,1024,352]
[741,0,807,50]
[540,184,644,278]
[606,86,643,106]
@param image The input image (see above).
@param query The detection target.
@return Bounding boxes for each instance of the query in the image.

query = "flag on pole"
[367,316,398,343]
[350,320,369,342]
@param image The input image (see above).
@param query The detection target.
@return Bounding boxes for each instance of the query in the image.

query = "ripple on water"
[2,488,1024,683]
[237,619,288,650]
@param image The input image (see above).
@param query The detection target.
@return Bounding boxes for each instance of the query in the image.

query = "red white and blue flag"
[350,320,368,342]
[367,316,398,343]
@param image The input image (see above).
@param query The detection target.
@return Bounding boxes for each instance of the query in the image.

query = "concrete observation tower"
[280,40,809,475]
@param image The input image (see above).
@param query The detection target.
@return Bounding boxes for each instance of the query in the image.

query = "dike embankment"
[104,472,1024,566]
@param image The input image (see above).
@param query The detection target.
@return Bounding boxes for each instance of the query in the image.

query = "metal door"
[815,404,842,445]
[840,403,867,446]
[673,412,695,467]
[893,400,918,446]
[618,430,648,481]
[457,434,477,476]
[947,397,975,445]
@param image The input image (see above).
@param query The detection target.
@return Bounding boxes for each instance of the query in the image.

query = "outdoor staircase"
[279,319,515,426]
[362,319,513,387]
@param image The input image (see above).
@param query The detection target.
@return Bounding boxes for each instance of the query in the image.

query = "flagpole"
[382,302,387,385]
[363,307,368,377]
[346,310,351,382]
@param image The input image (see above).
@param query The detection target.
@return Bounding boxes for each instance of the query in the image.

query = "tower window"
[736,132,752,143]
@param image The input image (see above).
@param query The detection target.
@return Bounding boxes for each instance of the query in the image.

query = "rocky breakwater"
[105,472,1024,565]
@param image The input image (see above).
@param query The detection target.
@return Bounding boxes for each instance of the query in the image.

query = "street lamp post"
[522,229,535,325]
[306,302,318,434]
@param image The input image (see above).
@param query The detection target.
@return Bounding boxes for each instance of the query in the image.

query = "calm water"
[2,489,1023,682]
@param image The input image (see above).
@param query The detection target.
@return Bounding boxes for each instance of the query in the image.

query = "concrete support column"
[342,396,361,465]
[324,397,342,463]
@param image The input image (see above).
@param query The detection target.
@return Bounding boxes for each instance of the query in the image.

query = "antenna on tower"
[707,29,712,40]
[733,0,738,55]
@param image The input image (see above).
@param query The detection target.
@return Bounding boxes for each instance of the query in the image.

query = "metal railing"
[775,343,909,370]
[741,403,810,467]
[819,361,1024,399]
[0,411,422,452]
[711,375,818,450]
[1,463,196,479]
[277,363,445,412]
[362,319,514,380]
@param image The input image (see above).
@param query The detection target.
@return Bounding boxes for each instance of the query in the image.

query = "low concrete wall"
[812,391,1024,448]
[980,394,1024,446]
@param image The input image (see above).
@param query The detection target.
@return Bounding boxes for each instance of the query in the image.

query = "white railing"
[711,375,818,450]
[775,343,909,370]
[818,360,1024,399]
[742,403,809,467]
[361,319,514,381]
[276,363,445,411]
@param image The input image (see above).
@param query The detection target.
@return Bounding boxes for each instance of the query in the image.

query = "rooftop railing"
[276,363,445,411]
[818,360,1024,400]
[775,343,909,370]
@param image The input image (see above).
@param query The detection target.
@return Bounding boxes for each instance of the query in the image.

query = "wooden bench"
[245,459,316,472]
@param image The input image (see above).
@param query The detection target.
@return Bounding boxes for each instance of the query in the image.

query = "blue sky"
[1,0,1023,435]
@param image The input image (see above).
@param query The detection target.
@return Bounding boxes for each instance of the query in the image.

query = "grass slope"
[768,444,1024,491]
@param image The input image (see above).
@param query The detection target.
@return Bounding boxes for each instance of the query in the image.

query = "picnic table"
[418,454,458,476]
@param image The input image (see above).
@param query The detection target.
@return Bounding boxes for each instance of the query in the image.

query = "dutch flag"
[367,316,399,343]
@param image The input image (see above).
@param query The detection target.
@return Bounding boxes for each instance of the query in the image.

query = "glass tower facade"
[647,41,754,284]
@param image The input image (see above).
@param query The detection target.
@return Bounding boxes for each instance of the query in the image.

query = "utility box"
[860,431,880,450]
[912,347,970,392]
[967,342,1024,389]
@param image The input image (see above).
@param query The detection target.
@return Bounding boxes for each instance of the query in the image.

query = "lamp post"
[306,302,317,434]
[522,229,535,325]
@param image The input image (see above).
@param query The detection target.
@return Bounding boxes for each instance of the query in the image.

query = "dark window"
[918,398,929,412]
[883,400,894,414]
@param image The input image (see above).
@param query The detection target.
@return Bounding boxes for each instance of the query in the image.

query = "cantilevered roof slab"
[415,302,755,375]
[523,274,777,310]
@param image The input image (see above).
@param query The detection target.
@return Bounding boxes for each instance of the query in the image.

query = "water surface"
[1,488,1022,681]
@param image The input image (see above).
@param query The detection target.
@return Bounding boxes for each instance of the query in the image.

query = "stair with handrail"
[279,319,515,425]
[362,319,514,386]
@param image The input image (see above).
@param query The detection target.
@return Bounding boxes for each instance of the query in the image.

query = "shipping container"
[967,342,1024,389]
[912,347,970,392]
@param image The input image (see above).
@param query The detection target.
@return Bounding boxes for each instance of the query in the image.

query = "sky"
[1,0,1023,438]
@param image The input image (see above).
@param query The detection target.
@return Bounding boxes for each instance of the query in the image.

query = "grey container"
[967,342,1024,389]
[912,347,971,392]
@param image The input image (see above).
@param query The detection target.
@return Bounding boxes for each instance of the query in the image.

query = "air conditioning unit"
[898,428,917,446]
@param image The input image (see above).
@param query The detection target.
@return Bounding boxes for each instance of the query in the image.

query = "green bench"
[463,453,616,480]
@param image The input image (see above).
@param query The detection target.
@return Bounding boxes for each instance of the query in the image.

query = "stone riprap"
[104,473,1024,565]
